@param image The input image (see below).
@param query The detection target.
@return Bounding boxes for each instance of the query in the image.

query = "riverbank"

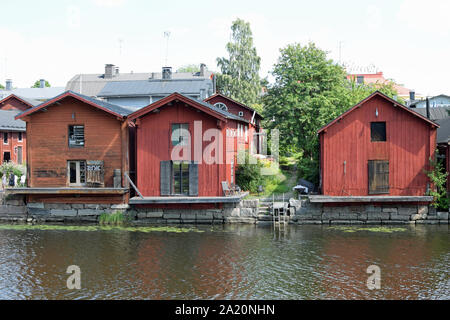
[0,193,448,225]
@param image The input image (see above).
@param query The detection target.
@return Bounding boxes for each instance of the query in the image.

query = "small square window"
[171,124,189,146]
[3,132,8,144]
[371,122,386,142]
[69,125,85,147]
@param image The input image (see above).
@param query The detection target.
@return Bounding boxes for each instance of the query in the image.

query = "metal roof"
[0,87,65,101]
[410,106,450,121]
[0,110,26,131]
[97,79,213,97]
[16,91,134,119]
[437,117,450,144]
[66,71,214,97]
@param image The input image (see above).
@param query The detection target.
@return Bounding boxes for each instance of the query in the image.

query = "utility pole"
[164,31,171,66]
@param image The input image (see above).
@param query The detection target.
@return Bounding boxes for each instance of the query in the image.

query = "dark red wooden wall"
[320,94,436,196]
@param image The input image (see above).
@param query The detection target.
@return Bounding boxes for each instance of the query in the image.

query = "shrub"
[99,211,126,225]
[425,154,449,210]
[235,152,265,193]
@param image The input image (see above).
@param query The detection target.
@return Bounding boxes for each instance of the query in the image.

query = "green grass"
[328,226,407,233]
[0,224,203,233]
[99,211,126,225]
[246,168,296,199]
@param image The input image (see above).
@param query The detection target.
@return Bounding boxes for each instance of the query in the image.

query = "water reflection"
[0,224,448,300]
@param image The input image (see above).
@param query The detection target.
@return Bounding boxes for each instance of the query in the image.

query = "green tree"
[177,64,200,73]
[262,42,349,182]
[0,84,4,89]
[31,80,51,88]
[425,153,449,210]
[216,18,262,106]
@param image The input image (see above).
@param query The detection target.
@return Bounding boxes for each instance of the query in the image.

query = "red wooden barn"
[318,91,438,196]
[15,91,132,204]
[0,94,39,164]
[205,93,264,154]
[127,92,254,198]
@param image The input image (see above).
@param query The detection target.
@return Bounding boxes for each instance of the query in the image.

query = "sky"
[0,0,449,96]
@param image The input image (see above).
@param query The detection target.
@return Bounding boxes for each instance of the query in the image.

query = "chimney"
[162,67,172,80]
[5,79,12,91]
[39,79,46,88]
[409,90,415,101]
[105,64,115,79]
[200,63,206,77]
[426,97,430,119]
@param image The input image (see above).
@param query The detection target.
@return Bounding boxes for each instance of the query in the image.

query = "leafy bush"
[425,154,449,210]
[0,162,26,187]
[99,211,126,225]
[235,152,266,193]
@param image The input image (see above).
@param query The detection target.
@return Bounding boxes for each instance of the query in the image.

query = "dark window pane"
[3,133,8,144]
[182,162,189,195]
[69,125,85,147]
[69,162,77,183]
[371,122,386,141]
[173,162,181,194]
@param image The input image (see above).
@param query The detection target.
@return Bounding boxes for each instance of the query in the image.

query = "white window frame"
[68,125,85,148]
[67,160,87,187]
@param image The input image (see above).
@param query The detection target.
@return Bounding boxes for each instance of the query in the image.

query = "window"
[368,160,389,194]
[214,102,228,111]
[18,132,23,142]
[3,132,8,144]
[68,160,86,186]
[69,125,85,147]
[371,122,386,142]
[3,152,10,163]
[357,75,364,84]
[238,111,244,117]
[172,161,190,195]
[171,124,189,146]
[160,161,198,196]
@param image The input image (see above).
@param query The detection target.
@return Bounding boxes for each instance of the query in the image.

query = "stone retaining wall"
[0,193,448,225]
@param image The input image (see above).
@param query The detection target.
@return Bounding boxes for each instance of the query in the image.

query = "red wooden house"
[15,91,132,204]
[205,93,264,154]
[0,94,39,164]
[127,92,252,199]
[318,91,438,196]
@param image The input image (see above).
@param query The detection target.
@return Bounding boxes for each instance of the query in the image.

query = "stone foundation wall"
[0,193,448,225]
[288,198,449,225]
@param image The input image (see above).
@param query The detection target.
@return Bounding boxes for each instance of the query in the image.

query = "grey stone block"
[45,203,72,210]
[411,213,427,221]
[366,205,381,213]
[78,209,103,216]
[439,220,450,224]
[382,220,411,225]
[418,206,428,215]
[213,212,224,219]
[390,214,411,221]
[180,213,196,220]
[398,206,417,215]
[382,207,398,213]
[4,199,24,206]
[28,207,50,216]
[71,204,85,209]
[0,205,27,214]
[195,220,213,224]
[331,220,352,224]
[181,219,196,224]
[367,212,390,220]
[428,207,437,215]
[146,211,164,218]
[339,213,358,219]
[240,208,254,217]
[27,202,44,209]
[196,212,214,220]
[50,209,77,217]
[111,204,130,210]
[437,212,449,220]
[163,213,181,219]
[166,219,182,224]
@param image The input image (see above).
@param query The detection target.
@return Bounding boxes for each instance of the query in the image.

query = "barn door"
[368,160,389,194]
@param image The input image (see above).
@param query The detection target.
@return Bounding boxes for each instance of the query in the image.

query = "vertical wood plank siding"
[136,101,241,197]
[320,95,436,196]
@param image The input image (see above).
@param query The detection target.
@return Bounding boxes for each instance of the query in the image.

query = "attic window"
[371,122,386,142]
[69,125,85,147]
[238,111,244,117]
[214,102,228,111]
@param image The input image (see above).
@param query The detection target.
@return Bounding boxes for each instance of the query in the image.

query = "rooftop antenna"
[164,31,171,66]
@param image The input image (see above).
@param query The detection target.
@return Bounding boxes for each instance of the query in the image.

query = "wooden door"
[368,160,389,194]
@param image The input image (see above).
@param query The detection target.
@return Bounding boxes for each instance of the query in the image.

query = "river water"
[0,224,448,300]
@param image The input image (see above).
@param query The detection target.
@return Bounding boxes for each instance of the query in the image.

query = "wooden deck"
[309,195,434,203]
[129,192,249,204]
[4,188,129,195]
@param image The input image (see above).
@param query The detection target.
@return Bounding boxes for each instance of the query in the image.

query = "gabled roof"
[436,117,450,144]
[0,94,41,108]
[15,91,133,120]
[318,91,439,134]
[0,110,26,131]
[410,106,450,121]
[409,94,450,108]
[0,87,65,101]
[204,93,263,119]
[97,79,213,97]
[128,92,249,123]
